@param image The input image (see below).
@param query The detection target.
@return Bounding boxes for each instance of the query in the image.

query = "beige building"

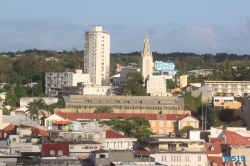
[174,75,188,88]
[140,36,153,80]
[56,95,188,114]
[84,26,110,86]
[212,96,241,109]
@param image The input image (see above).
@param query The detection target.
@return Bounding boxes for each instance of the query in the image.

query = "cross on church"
[146,34,148,38]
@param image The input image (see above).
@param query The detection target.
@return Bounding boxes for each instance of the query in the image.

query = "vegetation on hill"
[101,116,152,140]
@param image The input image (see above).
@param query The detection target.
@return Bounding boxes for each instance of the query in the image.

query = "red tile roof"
[208,156,233,166]
[31,127,49,137]
[55,112,193,121]
[3,124,15,131]
[106,130,128,139]
[210,138,225,143]
[91,149,107,154]
[204,143,222,154]
[224,130,250,146]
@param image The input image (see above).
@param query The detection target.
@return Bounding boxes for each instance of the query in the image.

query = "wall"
[150,153,208,166]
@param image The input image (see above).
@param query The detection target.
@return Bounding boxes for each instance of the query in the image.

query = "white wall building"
[84,26,110,86]
[145,75,166,95]
[20,97,59,107]
[45,70,90,97]
[203,80,250,97]
[140,36,153,80]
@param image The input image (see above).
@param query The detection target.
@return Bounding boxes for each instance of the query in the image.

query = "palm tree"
[26,98,47,122]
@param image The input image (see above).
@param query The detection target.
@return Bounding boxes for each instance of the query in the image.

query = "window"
[100,154,105,158]
[58,150,63,155]
[70,146,74,149]
[167,121,171,127]
[151,121,155,127]
[191,122,195,127]
[179,143,188,147]
[50,150,55,155]
[198,156,201,161]
[12,138,16,142]
[159,130,163,134]
[182,122,187,127]
[159,121,163,127]
[215,99,219,102]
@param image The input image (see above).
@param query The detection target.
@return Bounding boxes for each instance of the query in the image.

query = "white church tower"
[140,36,153,80]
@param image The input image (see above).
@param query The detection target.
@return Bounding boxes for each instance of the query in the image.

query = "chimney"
[223,135,227,143]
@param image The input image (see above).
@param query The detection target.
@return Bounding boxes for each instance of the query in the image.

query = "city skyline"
[1,0,250,54]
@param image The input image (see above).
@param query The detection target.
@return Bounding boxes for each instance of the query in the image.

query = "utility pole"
[205,104,207,130]
[202,103,204,130]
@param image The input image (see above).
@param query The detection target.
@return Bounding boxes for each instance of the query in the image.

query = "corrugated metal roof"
[3,115,40,126]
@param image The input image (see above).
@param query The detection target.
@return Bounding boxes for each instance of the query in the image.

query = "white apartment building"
[45,70,89,97]
[145,75,166,95]
[84,26,110,86]
[62,82,121,96]
[204,81,250,97]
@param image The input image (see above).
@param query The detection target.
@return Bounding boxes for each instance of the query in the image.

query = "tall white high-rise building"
[140,36,153,80]
[84,26,110,86]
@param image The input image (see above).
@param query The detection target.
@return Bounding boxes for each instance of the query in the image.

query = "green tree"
[122,72,147,96]
[94,106,114,113]
[166,79,176,89]
[125,117,152,140]
[180,126,196,135]
[101,116,152,140]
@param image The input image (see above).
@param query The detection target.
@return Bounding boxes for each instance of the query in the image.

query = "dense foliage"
[94,106,114,113]
[122,72,147,96]
[101,116,152,140]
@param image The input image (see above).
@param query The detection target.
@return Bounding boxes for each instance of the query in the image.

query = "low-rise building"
[62,82,121,96]
[20,97,58,107]
[174,75,188,88]
[154,61,178,76]
[212,96,241,109]
[145,75,166,95]
[58,95,187,114]
[203,80,250,97]
[140,131,209,166]
[45,112,198,135]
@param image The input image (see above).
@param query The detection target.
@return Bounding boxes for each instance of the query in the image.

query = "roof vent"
[82,115,84,116]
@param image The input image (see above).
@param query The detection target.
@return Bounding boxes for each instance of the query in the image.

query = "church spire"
[142,35,151,56]
[140,35,153,79]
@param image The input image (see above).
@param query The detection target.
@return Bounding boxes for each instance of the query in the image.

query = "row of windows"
[66,105,180,110]
[50,150,63,155]
[161,155,197,162]
[69,146,98,149]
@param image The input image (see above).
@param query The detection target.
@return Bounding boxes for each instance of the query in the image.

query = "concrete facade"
[45,70,90,97]
[212,96,241,109]
[84,26,110,86]
[145,75,166,95]
[20,97,59,107]
[62,82,121,96]
[204,81,250,97]
[140,36,153,80]
[59,95,185,114]
[174,75,188,88]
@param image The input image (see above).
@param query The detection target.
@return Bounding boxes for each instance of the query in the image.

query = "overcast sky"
[1,0,250,54]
